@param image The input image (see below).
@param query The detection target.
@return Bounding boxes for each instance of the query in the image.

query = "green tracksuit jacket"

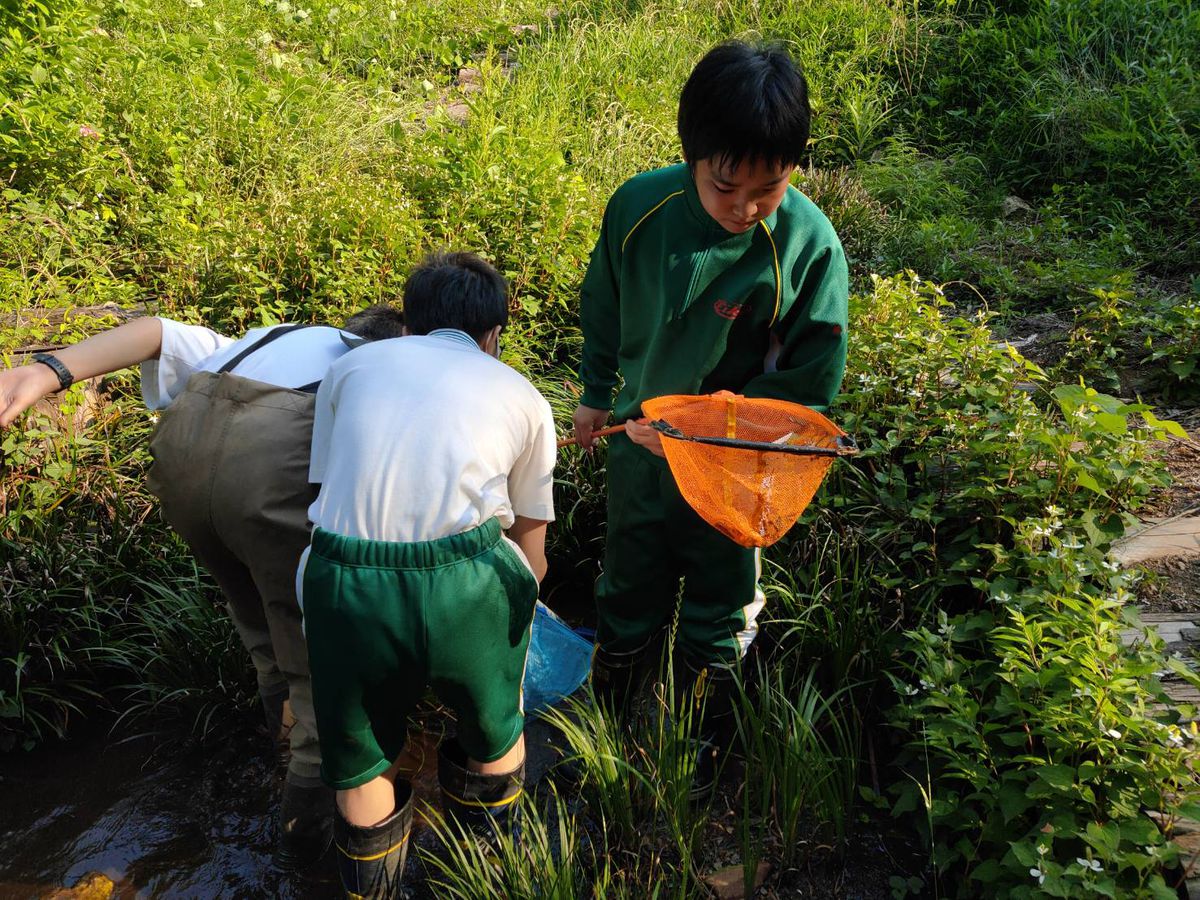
[579,162,849,420]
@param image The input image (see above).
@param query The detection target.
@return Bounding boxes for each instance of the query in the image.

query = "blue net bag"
[523,601,592,713]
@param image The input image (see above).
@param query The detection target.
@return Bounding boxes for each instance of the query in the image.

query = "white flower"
[1106,728,1122,740]
[904,684,918,696]
[994,591,1011,605]
[919,678,934,690]
[1036,845,1048,856]
[1029,867,1045,884]
[1045,505,1062,517]
[1076,857,1102,872]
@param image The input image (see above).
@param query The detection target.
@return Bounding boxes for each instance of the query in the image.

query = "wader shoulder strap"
[217,323,320,374]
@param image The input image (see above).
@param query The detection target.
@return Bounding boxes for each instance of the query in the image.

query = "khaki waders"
[147,367,322,783]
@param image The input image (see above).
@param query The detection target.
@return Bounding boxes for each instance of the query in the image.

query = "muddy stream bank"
[0,714,568,899]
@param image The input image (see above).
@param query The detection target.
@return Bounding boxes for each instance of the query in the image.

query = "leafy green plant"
[1139,290,1200,398]
[888,519,1198,897]
[833,274,1176,592]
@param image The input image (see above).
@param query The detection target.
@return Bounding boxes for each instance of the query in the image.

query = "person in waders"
[298,252,555,899]
[0,305,405,870]
[571,40,851,792]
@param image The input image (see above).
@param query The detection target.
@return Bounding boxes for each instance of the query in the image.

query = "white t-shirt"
[140,319,360,409]
[307,329,557,543]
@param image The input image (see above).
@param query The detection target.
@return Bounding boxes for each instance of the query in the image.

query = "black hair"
[402,251,508,340]
[341,304,406,341]
[677,41,811,172]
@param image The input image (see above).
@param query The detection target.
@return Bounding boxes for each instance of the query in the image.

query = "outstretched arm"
[0,317,164,428]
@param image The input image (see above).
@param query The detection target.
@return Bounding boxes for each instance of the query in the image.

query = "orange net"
[642,392,848,548]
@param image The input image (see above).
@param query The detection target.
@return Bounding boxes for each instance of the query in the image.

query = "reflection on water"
[0,722,333,899]
[0,717,560,900]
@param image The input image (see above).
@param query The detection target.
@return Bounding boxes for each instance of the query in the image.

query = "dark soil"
[1137,556,1200,615]
[1137,418,1200,614]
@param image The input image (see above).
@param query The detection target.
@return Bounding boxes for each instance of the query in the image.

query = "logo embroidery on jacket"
[713,299,745,320]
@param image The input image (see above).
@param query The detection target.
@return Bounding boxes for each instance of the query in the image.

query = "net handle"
[556,423,627,449]
[649,420,859,457]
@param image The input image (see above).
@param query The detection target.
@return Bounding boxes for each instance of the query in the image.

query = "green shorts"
[301,519,538,790]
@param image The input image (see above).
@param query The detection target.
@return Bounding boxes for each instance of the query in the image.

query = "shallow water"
[0,723,332,899]
[0,716,562,900]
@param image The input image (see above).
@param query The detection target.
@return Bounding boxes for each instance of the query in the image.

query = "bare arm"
[507,516,549,583]
[0,317,164,428]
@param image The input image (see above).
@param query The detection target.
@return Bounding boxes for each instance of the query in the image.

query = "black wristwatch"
[32,353,75,392]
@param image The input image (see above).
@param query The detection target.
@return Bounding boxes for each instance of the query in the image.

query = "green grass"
[1,0,1198,892]
[422,786,615,899]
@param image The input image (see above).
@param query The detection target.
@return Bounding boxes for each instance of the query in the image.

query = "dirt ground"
[1135,411,1200,614]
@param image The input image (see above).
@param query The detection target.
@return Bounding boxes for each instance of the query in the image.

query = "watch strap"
[32,353,75,392]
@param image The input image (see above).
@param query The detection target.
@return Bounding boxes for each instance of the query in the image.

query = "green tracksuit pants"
[301,519,539,790]
[595,434,765,665]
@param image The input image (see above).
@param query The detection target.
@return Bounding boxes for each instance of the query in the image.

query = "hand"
[572,404,609,450]
[0,364,60,429]
[625,418,665,458]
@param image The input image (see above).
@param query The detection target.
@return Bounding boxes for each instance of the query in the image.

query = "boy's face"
[692,157,794,234]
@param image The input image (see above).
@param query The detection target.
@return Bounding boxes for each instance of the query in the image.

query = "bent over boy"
[0,306,404,869]
[299,252,556,898]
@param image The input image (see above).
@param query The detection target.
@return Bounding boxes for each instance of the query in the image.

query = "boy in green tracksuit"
[572,41,849,777]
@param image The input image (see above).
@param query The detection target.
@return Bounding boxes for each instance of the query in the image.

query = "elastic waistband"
[310,519,503,569]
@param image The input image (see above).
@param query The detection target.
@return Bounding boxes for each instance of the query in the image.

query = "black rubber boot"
[274,776,335,872]
[676,658,739,799]
[333,780,413,900]
[437,739,524,838]
[590,637,654,721]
